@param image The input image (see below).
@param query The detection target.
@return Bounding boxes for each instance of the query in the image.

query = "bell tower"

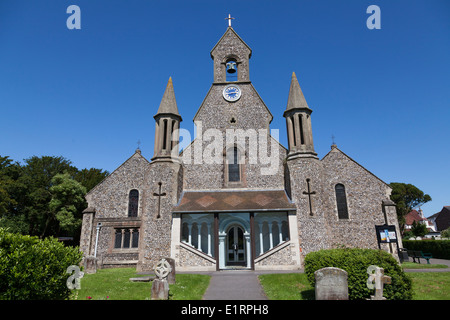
[284,72,318,160]
[152,77,182,162]
[210,21,252,83]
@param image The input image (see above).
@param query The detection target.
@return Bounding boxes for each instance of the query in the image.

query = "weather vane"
[225,14,235,27]
[137,139,141,150]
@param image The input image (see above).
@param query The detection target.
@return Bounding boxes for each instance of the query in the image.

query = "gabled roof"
[192,83,273,124]
[85,149,150,198]
[321,145,391,189]
[432,206,450,231]
[405,210,426,225]
[210,27,252,59]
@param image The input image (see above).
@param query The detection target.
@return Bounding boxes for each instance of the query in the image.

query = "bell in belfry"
[226,61,237,73]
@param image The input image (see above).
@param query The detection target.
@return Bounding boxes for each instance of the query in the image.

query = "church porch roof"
[172,189,296,213]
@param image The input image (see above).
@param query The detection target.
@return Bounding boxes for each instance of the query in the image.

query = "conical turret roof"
[155,77,181,118]
[285,72,310,113]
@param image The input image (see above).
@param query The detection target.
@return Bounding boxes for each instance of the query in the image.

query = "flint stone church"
[80,22,402,272]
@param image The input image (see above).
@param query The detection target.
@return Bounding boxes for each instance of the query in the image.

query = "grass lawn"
[409,272,450,300]
[73,267,449,300]
[401,262,448,269]
[258,273,314,300]
[259,272,450,300]
[74,268,210,300]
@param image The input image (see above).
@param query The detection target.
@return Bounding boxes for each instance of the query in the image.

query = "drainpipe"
[94,222,102,258]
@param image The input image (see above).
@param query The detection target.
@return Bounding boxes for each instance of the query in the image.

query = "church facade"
[80,25,401,272]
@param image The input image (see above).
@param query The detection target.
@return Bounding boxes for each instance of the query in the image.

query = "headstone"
[164,257,176,284]
[314,267,348,300]
[366,265,391,300]
[151,258,172,300]
[84,256,97,274]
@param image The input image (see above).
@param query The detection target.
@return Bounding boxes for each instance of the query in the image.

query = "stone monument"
[366,265,391,300]
[151,258,172,300]
[314,267,349,300]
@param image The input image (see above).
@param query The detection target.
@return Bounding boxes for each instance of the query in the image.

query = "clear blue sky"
[0,0,449,217]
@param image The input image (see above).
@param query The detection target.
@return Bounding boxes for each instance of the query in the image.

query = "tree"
[411,221,428,237]
[20,156,77,237]
[389,182,431,234]
[441,227,450,238]
[0,154,108,242]
[74,167,109,192]
[0,156,28,234]
[49,173,87,237]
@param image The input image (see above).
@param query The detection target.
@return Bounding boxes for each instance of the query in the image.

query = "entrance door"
[226,225,246,266]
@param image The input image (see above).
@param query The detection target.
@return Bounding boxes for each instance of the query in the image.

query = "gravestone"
[84,256,97,274]
[314,267,348,300]
[165,257,176,284]
[366,265,391,300]
[151,258,172,300]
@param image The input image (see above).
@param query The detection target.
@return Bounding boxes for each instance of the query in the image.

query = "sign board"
[375,224,398,244]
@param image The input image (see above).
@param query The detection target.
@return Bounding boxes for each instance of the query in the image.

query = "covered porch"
[170,190,301,271]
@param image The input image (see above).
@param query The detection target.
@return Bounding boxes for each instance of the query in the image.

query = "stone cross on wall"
[366,265,391,300]
[302,178,316,216]
[153,182,166,219]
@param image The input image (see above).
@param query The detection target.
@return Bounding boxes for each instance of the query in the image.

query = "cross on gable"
[302,178,316,216]
[225,14,235,27]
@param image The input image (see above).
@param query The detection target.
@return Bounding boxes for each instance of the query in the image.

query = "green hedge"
[304,248,412,300]
[0,228,83,300]
[403,240,450,259]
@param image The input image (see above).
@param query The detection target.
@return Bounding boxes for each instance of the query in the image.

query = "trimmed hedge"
[403,240,450,260]
[0,228,83,300]
[304,248,412,300]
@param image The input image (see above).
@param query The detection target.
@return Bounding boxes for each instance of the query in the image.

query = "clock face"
[223,85,242,102]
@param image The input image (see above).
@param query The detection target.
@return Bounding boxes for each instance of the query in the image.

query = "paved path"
[202,270,268,300]
[403,258,450,272]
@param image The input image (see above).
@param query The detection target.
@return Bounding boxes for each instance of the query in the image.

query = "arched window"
[128,189,139,217]
[228,147,240,182]
[335,184,349,219]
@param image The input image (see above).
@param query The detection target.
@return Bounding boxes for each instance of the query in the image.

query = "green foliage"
[403,240,450,260]
[304,248,413,300]
[389,182,431,233]
[49,173,87,235]
[0,228,83,300]
[0,154,108,241]
[73,168,109,193]
[411,221,428,237]
[441,227,450,238]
